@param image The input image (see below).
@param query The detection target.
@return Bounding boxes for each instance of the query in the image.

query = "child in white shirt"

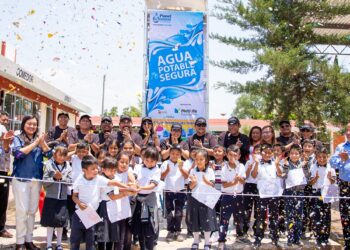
[218,145,247,249]
[309,147,336,245]
[161,144,189,242]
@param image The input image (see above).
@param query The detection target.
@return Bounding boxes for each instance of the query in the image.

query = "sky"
[0,0,349,118]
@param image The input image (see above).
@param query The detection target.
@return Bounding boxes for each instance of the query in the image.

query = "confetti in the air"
[28,10,36,16]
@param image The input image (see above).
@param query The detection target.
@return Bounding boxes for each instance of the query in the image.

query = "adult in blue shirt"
[11,115,50,250]
[330,122,350,249]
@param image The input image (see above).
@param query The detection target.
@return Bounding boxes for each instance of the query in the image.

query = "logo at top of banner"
[146,12,205,117]
[152,13,172,24]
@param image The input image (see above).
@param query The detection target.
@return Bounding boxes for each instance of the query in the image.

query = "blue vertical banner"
[145,10,207,125]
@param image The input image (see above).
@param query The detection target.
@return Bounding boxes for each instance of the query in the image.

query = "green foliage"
[103,106,118,117]
[212,0,350,126]
[122,106,141,117]
[232,94,270,119]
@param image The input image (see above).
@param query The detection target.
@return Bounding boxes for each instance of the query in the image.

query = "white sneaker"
[210,232,219,243]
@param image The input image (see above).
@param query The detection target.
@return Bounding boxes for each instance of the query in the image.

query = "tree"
[122,93,143,117]
[212,0,350,126]
[232,94,269,119]
[103,106,118,117]
[122,106,141,117]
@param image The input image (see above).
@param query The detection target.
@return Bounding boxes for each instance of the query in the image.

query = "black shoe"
[252,240,261,248]
[24,242,40,250]
[187,231,194,238]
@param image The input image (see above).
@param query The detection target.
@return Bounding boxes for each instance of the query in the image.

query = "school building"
[0,43,91,132]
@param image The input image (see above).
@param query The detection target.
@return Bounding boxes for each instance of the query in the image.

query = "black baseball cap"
[101,116,112,123]
[300,124,314,132]
[228,116,240,125]
[142,117,152,123]
[119,115,131,122]
[79,114,91,122]
[279,120,291,126]
[171,123,182,130]
[57,112,69,118]
[195,117,206,126]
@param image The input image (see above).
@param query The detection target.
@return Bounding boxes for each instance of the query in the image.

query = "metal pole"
[101,74,106,116]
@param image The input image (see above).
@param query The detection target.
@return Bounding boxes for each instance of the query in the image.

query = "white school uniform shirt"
[189,167,215,192]
[244,159,258,184]
[161,160,189,192]
[310,163,336,190]
[114,170,132,220]
[100,175,117,201]
[221,161,246,194]
[73,174,109,210]
[134,164,161,195]
[257,161,282,198]
[68,155,83,194]
[183,159,194,184]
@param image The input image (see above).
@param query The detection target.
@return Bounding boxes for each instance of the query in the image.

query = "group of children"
[39,135,337,250]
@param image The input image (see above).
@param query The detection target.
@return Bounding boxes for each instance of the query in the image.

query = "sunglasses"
[102,120,112,124]
[196,123,207,127]
[172,128,181,132]
[143,121,153,125]
[281,125,290,128]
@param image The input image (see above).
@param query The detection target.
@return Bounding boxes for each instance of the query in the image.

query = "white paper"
[107,198,132,223]
[285,168,307,189]
[322,184,339,204]
[192,184,221,209]
[257,179,283,198]
[76,205,102,229]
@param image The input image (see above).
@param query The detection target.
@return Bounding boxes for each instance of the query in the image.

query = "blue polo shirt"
[11,135,51,180]
[330,141,350,182]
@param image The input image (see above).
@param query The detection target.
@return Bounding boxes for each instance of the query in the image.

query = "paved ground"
[0,187,344,249]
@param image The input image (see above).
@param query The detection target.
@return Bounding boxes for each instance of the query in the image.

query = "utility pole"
[101,74,106,116]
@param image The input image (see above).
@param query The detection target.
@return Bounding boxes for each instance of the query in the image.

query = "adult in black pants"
[0,111,13,239]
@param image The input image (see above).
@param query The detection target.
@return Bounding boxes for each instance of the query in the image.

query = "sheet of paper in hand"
[192,184,221,209]
[258,179,283,198]
[285,168,307,189]
[322,184,339,204]
[76,205,102,229]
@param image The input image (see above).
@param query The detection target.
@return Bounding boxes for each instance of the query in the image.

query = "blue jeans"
[284,189,304,244]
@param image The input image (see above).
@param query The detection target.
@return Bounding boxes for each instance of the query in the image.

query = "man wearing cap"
[187,117,217,156]
[116,115,143,154]
[160,123,189,160]
[69,115,99,152]
[46,112,77,147]
[93,116,118,148]
[218,117,249,164]
[300,124,323,151]
[276,120,300,152]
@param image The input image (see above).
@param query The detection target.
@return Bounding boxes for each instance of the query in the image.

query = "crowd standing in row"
[0,112,350,250]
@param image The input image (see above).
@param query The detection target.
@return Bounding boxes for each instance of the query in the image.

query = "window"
[2,93,40,130]
[45,107,53,132]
